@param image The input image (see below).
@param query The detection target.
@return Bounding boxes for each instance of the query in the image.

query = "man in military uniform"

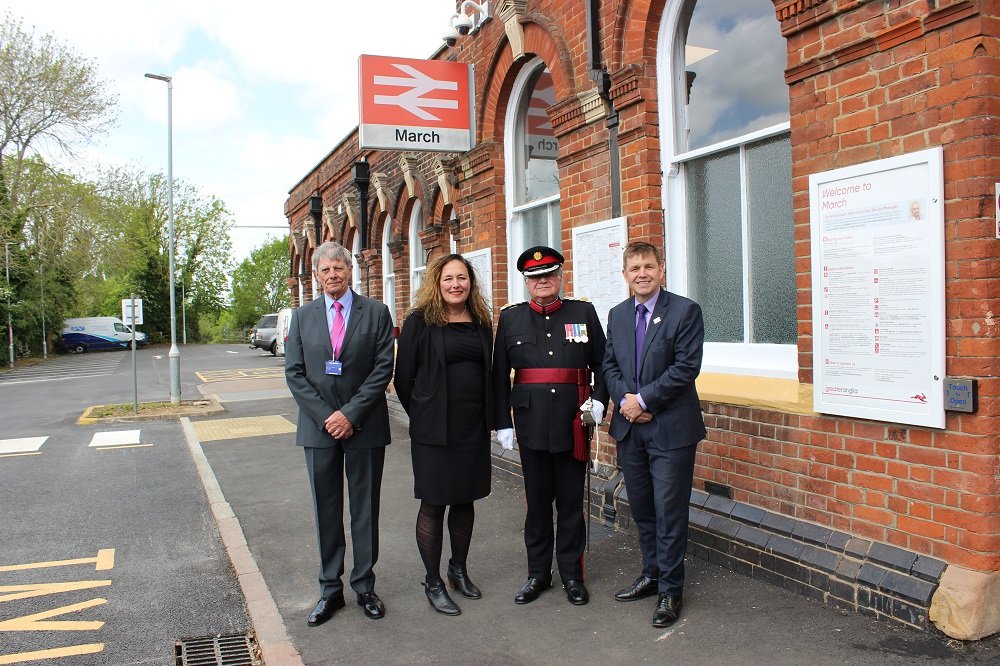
[493,246,609,606]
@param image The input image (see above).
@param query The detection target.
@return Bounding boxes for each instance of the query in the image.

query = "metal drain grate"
[175,633,260,666]
[588,521,619,542]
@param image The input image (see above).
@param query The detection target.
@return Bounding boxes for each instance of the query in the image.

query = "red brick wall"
[285,0,999,574]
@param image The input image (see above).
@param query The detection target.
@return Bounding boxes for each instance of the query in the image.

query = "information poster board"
[464,248,493,311]
[571,217,629,329]
[810,147,945,428]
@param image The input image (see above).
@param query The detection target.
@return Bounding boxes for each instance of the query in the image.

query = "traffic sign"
[359,54,475,153]
[122,298,144,326]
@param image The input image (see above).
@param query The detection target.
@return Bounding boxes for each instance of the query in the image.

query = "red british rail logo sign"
[359,54,476,153]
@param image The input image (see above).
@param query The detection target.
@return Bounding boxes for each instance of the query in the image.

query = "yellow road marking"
[196,367,284,383]
[95,444,153,451]
[0,581,111,604]
[0,598,106,631]
[0,549,114,573]
[0,452,40,459]
[191,415,296,442]
[0,644,104,664]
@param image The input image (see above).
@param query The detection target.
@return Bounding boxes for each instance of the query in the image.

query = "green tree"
[229,236,291,330]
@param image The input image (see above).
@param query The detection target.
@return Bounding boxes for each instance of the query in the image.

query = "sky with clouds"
[1,0,452,260]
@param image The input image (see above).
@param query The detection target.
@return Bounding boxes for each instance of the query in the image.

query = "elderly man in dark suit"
[285,241,395,626]
[603,241,706,628]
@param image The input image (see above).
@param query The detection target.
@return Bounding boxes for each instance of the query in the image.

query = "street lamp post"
[39,256,46,359]
[145,72,181,405]
[4,242,13,369]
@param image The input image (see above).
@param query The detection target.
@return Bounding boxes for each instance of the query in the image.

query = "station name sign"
[359,54,475,153]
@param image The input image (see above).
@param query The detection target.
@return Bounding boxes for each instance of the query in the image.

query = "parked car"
[62,317,148,353]
[274,307,293,357]
[250,313,279,355]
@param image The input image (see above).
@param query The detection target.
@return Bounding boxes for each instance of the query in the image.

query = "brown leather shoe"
[651,593,682,628]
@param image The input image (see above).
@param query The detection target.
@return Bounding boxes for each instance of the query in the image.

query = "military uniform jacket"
[493,298,609,453]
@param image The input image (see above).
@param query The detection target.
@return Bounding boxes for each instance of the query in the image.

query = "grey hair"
[312,241,353,273]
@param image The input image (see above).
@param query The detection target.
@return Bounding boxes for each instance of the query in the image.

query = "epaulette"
[563,295,591,302]
[500,301,526,311]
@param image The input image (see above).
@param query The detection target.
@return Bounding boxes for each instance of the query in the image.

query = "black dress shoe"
[423,580,461,616]
[563,579,589,606]
[447,561,482,599]
[651,593,683,628]
[514,577,551,604]
[614,575,658,602]
[357,591,385,619]
[307,596,345,626]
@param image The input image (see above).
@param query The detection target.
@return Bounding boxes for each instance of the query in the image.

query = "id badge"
[325,360,343,376]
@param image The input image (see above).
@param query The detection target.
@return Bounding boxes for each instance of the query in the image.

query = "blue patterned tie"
[635,303,647,391]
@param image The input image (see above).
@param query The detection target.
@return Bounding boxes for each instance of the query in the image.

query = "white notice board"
[571,217,629,329]
[464,248,493,311]
[809,147,945,428]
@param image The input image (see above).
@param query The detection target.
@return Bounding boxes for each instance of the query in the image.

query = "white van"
[62,317,148,353]
[274,307,293,357]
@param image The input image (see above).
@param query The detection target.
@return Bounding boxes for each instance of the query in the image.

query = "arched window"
[409,201,426,303]
[505,59,560,302]
[660,0,796,378]
[382,218,395,324]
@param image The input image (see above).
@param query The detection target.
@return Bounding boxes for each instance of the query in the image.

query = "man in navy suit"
[603,241,706,628]
[285,241,395,626]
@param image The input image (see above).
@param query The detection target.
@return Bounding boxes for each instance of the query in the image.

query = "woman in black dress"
[394,253,494,616]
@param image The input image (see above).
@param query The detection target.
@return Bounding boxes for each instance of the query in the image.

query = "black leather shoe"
[423,580,461,616]
[357,591,385,620]
[651,593,682,628]
[615,575,658,602]
[307,596,345,626]
[447,561,482,599]
[563,579,589,606]
[514,577,551,604]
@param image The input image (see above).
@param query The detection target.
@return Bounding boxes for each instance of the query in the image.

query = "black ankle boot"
[423,579,461,615]
[447,561,482,599]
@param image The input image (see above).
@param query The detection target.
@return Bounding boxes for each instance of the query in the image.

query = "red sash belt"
[513,367,592,462]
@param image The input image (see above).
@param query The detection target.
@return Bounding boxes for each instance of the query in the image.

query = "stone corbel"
[433,156,458,207]
[341,192,358,229]
[372,172,391,213]
[303,222,316,249]
[399,153,420,198]
[387,238,406,260]
[497,0,527,59]
[323,207,339,239]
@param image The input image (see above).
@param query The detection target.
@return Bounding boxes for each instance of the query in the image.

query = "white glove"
[497,428,515,450]
[590,401,605,426]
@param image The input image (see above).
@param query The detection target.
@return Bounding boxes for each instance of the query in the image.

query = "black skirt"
[411,322,491,505]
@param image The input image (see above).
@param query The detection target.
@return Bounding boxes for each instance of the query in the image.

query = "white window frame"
[382,218,396,323]
[658,1,796,379]
[504,57,561,303]
[409,201,426,304]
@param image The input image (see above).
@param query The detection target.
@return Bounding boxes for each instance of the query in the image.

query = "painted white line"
[89,430,141,448]
[96,444,153,451]
[226,350,240,354]
[0,437,48,455]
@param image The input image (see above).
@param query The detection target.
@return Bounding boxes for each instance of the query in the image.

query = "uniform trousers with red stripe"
[519,446,587,583]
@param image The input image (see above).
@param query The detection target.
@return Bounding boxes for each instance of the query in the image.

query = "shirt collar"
[324,289,353,311]
[635,289,659,313]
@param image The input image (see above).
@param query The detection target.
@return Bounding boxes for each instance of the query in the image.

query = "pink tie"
[331,301,345,359]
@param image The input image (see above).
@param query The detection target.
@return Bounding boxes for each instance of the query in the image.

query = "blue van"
[62,317,148,353]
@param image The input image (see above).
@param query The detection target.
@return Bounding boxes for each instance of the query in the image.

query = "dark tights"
[416,501,475,583]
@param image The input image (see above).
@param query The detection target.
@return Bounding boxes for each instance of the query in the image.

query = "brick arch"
[479,19,577,143]
[613,0,669,71]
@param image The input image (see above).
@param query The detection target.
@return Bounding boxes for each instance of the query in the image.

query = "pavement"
[185,372,1000,666]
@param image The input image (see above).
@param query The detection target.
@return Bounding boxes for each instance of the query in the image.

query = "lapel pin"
[653,317,661,324]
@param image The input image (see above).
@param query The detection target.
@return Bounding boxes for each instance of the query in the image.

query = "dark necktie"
[635,303,647,391]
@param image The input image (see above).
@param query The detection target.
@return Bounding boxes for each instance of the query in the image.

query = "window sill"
[696,373,815,415]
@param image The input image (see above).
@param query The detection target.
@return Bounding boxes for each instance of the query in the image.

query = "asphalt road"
[0,344,261,665]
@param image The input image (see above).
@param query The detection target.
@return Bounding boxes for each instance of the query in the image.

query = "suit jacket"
[284,291,395,449]
[394,310,494,446]
[603,289,706,449]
